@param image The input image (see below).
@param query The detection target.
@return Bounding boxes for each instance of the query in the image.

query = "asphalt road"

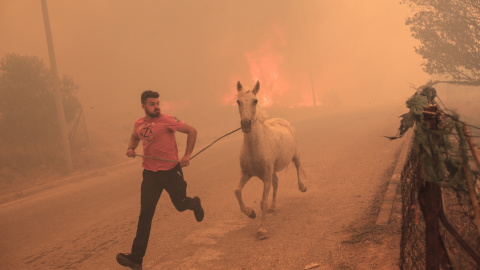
[0,105,407,269]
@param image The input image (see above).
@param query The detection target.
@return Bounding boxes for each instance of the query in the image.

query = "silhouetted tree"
[402,0,480,84]
[0,53,81,147]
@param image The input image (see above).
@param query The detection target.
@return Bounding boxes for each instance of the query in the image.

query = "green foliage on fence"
[392,87,473,190]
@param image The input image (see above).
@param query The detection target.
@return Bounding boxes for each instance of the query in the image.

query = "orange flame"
[244,40,288,107]
[223,24,288,107]
[223,24,320,108]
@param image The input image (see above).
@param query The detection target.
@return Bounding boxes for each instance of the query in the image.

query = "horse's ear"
[252,81,260,95]
[237,81,243,92]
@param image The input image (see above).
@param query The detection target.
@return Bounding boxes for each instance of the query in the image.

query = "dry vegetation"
[0,122,127,197]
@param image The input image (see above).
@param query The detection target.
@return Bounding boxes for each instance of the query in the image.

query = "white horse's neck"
[243,119,266,150]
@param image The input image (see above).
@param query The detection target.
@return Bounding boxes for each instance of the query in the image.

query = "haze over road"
[0,105,406,269]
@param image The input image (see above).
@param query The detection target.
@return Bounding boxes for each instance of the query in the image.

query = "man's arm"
[126,132,140,158]
[177,122,197,167]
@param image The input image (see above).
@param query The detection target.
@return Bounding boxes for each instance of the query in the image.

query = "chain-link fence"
[399,86,480,269]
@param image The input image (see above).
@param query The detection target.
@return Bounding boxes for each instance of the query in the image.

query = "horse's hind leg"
[268,173,278,213]
[293,153,307,192]
[234,173,256,219]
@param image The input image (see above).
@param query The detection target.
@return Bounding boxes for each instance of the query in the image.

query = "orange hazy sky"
[0,0,430,125]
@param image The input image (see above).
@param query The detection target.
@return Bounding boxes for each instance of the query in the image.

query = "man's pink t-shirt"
[133,114,184,171]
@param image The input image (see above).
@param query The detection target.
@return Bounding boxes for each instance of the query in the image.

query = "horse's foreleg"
[234,174,256,219]
[268,173,278,212]
[293,154,307,192]
[257,176,272,240]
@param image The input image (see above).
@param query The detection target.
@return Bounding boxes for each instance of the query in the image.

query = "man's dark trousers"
[131,163,195,258]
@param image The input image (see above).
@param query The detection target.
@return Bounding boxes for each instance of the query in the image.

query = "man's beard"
[146,110,160,118]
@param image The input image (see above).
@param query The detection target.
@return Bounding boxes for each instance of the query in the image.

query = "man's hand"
[180,155,190,167]
[126,133,140,158]
[126,148,136,158]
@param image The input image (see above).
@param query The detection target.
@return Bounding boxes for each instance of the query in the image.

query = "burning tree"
[402,0,480,85]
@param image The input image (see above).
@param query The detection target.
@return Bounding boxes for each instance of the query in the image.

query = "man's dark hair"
[141,90,159,104]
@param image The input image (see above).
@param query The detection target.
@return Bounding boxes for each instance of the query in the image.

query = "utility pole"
[41,0,73,171]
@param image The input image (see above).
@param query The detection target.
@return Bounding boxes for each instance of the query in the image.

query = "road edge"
[375,129,412,226]
[0,159,138,206]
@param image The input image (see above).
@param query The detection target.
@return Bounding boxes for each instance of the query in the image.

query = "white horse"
[234,81,307,240]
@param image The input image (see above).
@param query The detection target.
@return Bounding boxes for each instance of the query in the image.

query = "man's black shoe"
[192,196,204,222]
[116,253,142,270]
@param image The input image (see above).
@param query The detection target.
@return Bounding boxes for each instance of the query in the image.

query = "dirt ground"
[0,104,407,269]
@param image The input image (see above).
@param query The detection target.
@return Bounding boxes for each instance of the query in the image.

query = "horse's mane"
[237,89,268,123]
[256,102,268,123]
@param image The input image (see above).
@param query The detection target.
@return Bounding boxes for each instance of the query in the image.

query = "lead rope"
[135,127,242,163]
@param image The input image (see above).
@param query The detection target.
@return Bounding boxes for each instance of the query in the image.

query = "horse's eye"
[253,99,258,105]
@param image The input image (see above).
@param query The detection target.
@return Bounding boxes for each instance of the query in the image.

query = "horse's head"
[236,81,260,133]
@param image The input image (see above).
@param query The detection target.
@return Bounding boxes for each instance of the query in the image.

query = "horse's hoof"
[299,185,307,192]
[256,228,268,240]
[248,209,256,219]
[267,208,275,213]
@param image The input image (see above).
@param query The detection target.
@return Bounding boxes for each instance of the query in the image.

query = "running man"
[116,90,204,270]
